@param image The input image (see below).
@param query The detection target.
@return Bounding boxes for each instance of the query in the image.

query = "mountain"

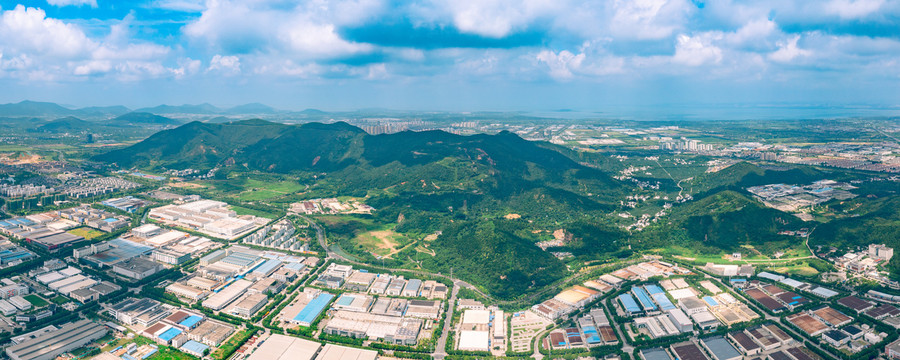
[74,105,132,117]
[134,103,223,114]
[108,112,182,126]
[0,101,73,117]
[33,117,92,132]
[227,103,278,114]
[94,120,627,298]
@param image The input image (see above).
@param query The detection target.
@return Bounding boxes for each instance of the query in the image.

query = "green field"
[23,294,48,307]
[237,189,282,201]
[147,346,197,360]
[50,295,69,304]
[67,227,106,240]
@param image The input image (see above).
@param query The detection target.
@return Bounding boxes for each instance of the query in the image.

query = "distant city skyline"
[0,0,899,114]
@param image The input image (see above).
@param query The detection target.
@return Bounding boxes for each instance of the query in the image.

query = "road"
[432,279,461,360]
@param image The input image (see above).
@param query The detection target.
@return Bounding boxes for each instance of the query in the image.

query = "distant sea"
[524,104,900,121]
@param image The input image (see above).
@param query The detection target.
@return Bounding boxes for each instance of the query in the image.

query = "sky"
[0,0,899,115]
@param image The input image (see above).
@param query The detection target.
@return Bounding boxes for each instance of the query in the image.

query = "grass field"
[50,295,69,304]
[238,189,282,201]
[67,227,105,240]
[354,227,410,257]
[23,294,48,307]
[147,346,197,360]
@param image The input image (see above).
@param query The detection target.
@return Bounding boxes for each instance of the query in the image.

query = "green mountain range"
[94,120,627,299]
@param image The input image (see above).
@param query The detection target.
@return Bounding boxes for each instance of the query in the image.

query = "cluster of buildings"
[31,264,120,302]
[63,177,140,199]
[832,244,894,276]
[657,138,715,152]
[0,184,54,198]
[290,198,375,215]
[245,333,378,360]
[149,198,269,239]
[282,286,443,347]
[166,246,315,316]
[638,324,807,360]
[0,215,84,252]
[314,263,448,299]
[455,304,504,353]
[106,298,236,352]
[323,293,440,346]
[746,180,857,214]
[5,320,109,360]
[243,218,309,251]
[0,239,36,267]
[533,261,691,322]
[57,205,130,232]
[786,303,886,353]
[546,308,618,351]
[101,196,154,213]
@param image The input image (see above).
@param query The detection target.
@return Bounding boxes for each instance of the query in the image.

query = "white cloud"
[673,33,723,66]
[536,50,584,79]
[207,54,240,74]
[824,0,885,19]
[769,35,811,63]
[151,0,206,12]
[73,60,111,75]
[46,0,98,8]
[536,42,624,79]
[0,5,96,58]
[609,0,693,40]
[185,0,379,59]
[439,0,558,38]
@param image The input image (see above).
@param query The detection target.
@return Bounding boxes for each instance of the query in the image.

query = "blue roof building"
[158,327,182,343]
[651,293,676,311]
[292,293,334,326]
[632,287,657,311]
[582,325,601,344]
[179,315,203,329]
[703,296,719,307]
[252,259,282,276]
[645,284,665,295]
[180,340,209,357]
[618,293,641,314]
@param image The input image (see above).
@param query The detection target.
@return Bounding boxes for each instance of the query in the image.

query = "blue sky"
[0,0,899,114]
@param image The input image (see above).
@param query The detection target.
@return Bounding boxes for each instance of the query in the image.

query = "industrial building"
[112,257,161,280]
[289,292,335,326]
[246,334,321,360]
[700,336,741,360]
[202,279,253,310]
[323,310,423,345]
[5,320,108,360]
[316,343,378,360]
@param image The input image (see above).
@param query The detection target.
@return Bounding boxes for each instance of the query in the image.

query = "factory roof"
[180,340,209,355]
[701,336,741,360]
[292,293,334,325]
[246,334,320,360]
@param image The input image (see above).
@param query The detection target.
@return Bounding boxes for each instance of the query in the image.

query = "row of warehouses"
[314,263,448,299]
[246,334,378,360]
[106,298,236,349]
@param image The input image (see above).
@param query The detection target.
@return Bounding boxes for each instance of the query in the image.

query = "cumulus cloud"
[824,0,885,19]
[184,0,380,58]
[673,33,723,66]
[769,35,812,63]
[207,54,240,74]
[46,0,98,8]
[0,5,178,80]
[0,5,96,58]
[609,0,694,40]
